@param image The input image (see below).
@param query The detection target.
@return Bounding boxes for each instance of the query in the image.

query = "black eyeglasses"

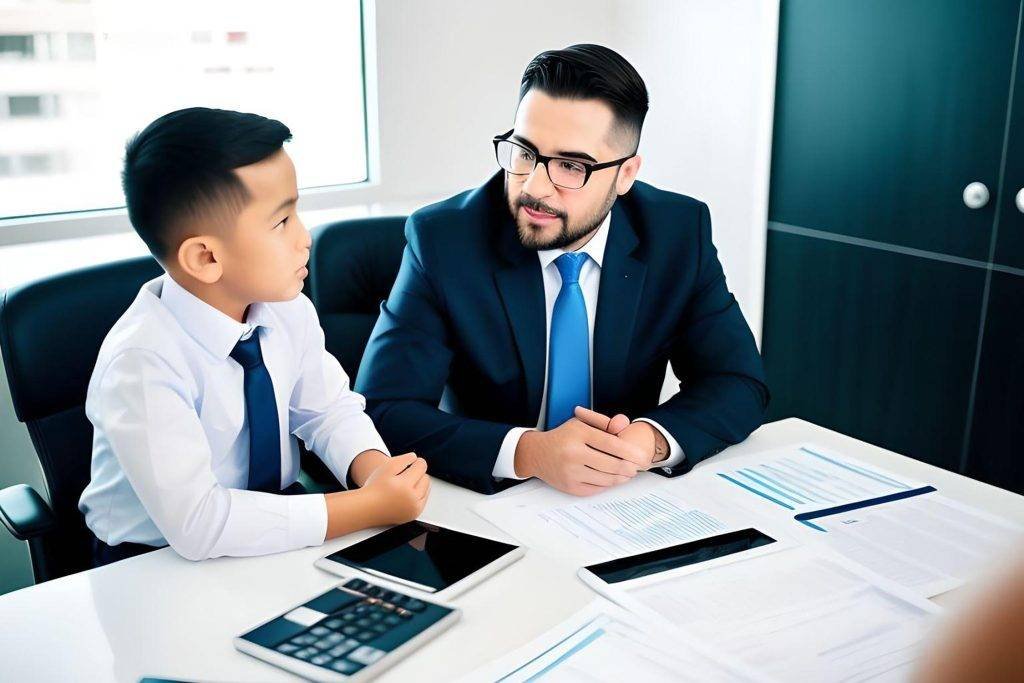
[492,129,635,190]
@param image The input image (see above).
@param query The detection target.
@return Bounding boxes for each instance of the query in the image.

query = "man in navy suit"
[356,44,768,495]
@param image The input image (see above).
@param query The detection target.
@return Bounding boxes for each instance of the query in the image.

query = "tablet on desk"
[578,527,778,593]
[316,521,524,599]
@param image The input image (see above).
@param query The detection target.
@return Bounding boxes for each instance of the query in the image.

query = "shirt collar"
[157,275,274,360]
[536,211,612,271]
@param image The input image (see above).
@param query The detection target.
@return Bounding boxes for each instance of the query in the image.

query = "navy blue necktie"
[545,252,591,429]
[230,331,281,493]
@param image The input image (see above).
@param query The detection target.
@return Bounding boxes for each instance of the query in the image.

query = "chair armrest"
[0,484,58,541]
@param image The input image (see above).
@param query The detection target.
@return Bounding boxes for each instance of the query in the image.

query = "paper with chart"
[608,544,941,683]
[713,443,925,514]
[474,475,744,565]
[460,598,766,683]
[710,443,1023,597]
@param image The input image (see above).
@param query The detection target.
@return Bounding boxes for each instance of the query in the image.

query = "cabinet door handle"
[1016,187,1024,214]
[963,182,990,209]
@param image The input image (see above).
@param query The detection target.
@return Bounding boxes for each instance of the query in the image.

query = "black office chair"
[0,256,163,583]
[299,215,408,489]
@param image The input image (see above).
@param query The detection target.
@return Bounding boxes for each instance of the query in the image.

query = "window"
[0,0,368,220]
[0,34,34,59]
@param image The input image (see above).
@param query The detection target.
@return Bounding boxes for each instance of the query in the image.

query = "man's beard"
[506,177,618,251]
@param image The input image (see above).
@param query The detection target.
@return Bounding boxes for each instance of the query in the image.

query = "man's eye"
[518,149,535,162]
[274,217,288,229]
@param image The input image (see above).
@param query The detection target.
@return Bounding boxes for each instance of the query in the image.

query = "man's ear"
[616,154,642,196]
[177,235,224,284]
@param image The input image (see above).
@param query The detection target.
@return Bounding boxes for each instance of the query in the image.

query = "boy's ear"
[177,235,224,284]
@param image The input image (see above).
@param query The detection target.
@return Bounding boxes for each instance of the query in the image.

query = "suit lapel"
[593,202,647,413]
[493,198,546,423]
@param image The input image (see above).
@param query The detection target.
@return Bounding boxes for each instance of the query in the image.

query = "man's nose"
[522,160,556,198]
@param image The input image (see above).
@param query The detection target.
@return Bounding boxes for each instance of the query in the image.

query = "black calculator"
[234,577,460,681]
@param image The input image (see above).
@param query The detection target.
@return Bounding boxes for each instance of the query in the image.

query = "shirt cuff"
[492,427,534,480]
[633,418,685,470]
[288,493,330,546]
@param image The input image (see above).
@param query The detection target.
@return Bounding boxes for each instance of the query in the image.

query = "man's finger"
[574,406,613,430]
[579,467,631,488]
[582,428,649,466]
[580,447,639,477]
[606,413,630,435]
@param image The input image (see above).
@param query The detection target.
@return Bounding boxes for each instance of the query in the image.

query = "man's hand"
[573,407,670,470]
[513,415,648,497]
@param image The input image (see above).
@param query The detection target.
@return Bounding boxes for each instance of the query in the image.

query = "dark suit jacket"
[355,172,768,494]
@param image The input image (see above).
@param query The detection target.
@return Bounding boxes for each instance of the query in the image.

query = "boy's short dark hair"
[122,107,292,259]
[519,44,649,152]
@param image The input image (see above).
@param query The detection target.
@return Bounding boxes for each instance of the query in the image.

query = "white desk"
[2,418,1023,682]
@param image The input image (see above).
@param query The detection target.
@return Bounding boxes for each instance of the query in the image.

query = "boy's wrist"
[349,448,389,488]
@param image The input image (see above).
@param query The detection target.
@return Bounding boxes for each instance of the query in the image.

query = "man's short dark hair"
[519,44,649,151]
[122,107,292,259]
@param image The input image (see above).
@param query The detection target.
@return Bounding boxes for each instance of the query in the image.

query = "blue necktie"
[230,331,281,493]
[545,252,591,429]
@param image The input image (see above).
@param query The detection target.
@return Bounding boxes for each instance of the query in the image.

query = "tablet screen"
[584,528,776,584]
[324,521,519,592]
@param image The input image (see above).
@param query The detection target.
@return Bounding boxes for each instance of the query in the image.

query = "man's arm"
[641,202,769,474]
[356,216,518,494]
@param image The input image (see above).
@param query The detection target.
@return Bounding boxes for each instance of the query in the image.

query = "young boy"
[78,107,429,566]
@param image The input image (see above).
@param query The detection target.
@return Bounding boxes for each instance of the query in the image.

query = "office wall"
[0,0,779,594]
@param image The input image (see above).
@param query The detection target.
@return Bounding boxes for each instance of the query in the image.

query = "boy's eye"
[274,217,288,230]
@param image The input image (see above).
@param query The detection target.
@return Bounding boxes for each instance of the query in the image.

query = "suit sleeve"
[355,215,519,494]
[641,202,770,476]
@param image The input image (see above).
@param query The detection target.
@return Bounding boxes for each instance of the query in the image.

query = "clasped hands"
[513,406,669,497]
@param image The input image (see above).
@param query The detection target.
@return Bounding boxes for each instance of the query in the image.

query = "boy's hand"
[362,453,430,525]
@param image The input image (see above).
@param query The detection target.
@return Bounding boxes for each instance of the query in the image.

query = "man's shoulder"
[405,174,502,243]
[627,180,706,217]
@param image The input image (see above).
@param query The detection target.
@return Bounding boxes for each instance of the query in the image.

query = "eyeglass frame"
[492,129,636,190]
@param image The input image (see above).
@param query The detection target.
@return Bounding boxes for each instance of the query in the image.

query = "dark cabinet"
[763,0,1024,491]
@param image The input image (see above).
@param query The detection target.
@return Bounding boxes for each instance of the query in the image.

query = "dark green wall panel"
[770,0,1019,259]
[965,272,1024,491]
[994,6,1024,270]
[762,230,986,472]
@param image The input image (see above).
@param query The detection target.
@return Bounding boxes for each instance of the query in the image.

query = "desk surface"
[3,418,1023,682]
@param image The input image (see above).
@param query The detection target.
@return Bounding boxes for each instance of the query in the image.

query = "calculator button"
[276,643,299,654]
[311,654,332,666]
[365,586,383,597]
[331,659,363,674]
[349,646,386,666]
[356,630,376,642]
[380,591,398,603]
[388,594,407,606]
[405,599,427,612]
[325,618,343,629]
[314,638,335,650]
[294,647,317,660]
[341,625,359,636]
[397,609,413,619]
[345,579,369,592]
[292,634,318,646]
[371,623,389,635]
[341,613,358,622]
[310,626,331,636]
[324,632,345,645]
[383,615,402,626]
[355,617,374,628]
[328,641,358,658]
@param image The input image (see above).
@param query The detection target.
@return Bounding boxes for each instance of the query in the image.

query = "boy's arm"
[289,296,390,488]
[96,349,330,561]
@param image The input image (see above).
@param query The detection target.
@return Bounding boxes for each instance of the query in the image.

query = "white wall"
[0,0,779,594]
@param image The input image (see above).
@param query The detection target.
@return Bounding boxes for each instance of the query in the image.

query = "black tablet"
[315,521,524,597]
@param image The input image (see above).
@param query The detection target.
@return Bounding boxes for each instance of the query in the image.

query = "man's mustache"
[517,195,566,220]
